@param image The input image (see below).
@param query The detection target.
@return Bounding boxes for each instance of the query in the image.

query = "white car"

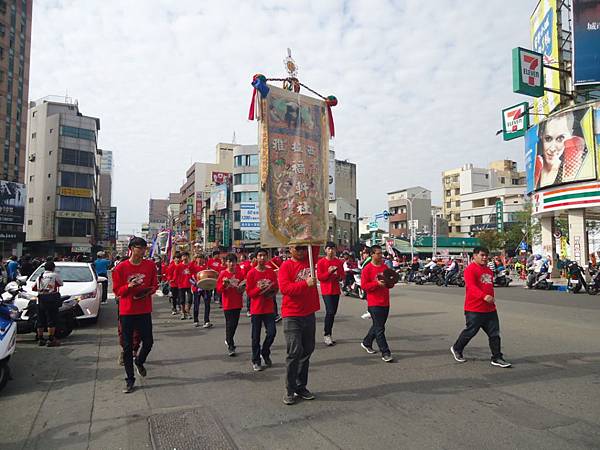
[24,262,106,320]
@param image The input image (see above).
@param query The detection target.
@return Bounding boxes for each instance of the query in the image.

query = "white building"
[232,145,259,248]
[460,186,527,236]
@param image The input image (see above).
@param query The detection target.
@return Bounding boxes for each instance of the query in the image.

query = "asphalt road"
[1,283,600,450]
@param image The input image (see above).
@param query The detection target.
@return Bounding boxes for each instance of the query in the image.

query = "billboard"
[573,0,600,85]
[0,180,25,225]
[212,171,232,185]
[210,184,227,211]
[530,0,561,124]
[502,102,530,140]
[240,202,260,231]
[525,107,596,192]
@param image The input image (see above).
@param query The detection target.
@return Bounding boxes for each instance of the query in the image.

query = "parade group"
[110,236,512,404]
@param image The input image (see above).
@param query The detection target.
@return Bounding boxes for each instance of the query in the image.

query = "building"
[0,0,32,257]
[97,149,115,249]
[232,144,259,248]
[431,205,449,237]
[115,233,131,256]
[24,98,101,256]
[460,186,527,235]
[328,156,357,249]
[442,160,525,236]
[387,187,432,238]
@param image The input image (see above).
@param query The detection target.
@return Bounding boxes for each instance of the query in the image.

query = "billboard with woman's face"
[525,107,596,192]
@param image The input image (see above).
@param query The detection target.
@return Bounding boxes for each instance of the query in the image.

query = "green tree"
[475,230,504,253]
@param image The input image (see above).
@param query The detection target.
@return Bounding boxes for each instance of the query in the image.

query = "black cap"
[325,241,336,249]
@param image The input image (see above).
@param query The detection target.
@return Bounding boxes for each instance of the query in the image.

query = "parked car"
[23,262,105,321]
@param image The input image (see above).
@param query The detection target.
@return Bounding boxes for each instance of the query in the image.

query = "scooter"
[526,268,553,290]
[439,270,465,287]
[566,260,588,294]
[587,266,600,295]
[493,268,512,287]
[0,297,18,391]
[2,279,81,339]
[415,265,444,285]
[342,269,366,299]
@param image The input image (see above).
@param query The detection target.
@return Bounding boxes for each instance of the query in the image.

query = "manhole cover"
[149,407,237,450]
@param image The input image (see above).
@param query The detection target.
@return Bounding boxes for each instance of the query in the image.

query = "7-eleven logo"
[521,52,541,86]
[506,108,523,131]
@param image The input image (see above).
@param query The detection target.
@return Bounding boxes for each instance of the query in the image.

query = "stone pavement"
[1,284,600,449]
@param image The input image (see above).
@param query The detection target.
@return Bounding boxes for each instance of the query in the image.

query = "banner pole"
[308,244,315,278]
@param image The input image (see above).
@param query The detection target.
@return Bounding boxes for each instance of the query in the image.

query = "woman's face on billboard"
[542,116,571,166]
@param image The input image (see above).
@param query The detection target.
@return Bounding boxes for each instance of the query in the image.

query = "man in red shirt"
[451,247,511,368]
[246,248,279,371]
[216,254,245,356]
[360,245,394,362]
[175,252,193,320]
[207,250,224,306]
[112,237,158,393]
[278,244,320,405]
[166,253,180,315]
[316,242,345,346]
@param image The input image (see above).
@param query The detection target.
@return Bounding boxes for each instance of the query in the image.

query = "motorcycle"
[587,266,600,295]
[342,269,366,299]
[438,270,465,287]
[0,297,18,391]
[2,279,81,339]
[493,268,512,287]
[526,268,553,290]
[415,265,443,285]
[566,260,588,294]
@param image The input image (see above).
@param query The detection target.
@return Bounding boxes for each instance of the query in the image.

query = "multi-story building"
[0,0,32,257]
[232,144,259,248]
[387,187,432,238]
[97,149,115,249]
[460,186,527,236]
[24,98,101,256]
[328,156,357,249]
[431,205,449,237]
[442,160,525,236]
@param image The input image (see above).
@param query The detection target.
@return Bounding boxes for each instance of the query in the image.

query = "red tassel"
[327,104,335,137]
[248,88,257,121]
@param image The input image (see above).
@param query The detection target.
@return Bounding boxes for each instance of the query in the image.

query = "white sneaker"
[202,322,213,328]
[171,311,177,316]
[194,322,200,328]
[361,312,371,320]
[324,335,334,346]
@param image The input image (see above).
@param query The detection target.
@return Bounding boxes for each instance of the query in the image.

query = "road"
[1,283,600,449]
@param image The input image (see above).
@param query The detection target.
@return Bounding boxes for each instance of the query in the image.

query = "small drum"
[197,269,219,290]
[378,268,400,289]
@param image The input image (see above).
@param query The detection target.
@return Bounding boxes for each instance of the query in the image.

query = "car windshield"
[29,265,94,283]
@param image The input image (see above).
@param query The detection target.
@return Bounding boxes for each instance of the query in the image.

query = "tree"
[475,230,504,253]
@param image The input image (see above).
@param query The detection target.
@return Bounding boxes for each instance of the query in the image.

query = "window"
[61,148,94,167]
[474,216,483,224]
[344,213,352,220]
[233,191,258,203]
[59,125,96,141]
[455,200,460,207]
[233,173,258,185]
[60,171,93,189]
[454,188,460,195]
[233,210,241,221]
[454,214,460,221]
[446,202,451,208]
[445,190,451,196]
[448,226,453,233]
[28,197,32,203]
[248,154,259,166]
[512,178,519,185]
[485,174,489,179]
[31,132,35,139]
[57,218,93,237]
[59,195,94,212]
[500,177,506,184]
[27,219,32,225]
[233,229,242,240]
[234,155,243,167]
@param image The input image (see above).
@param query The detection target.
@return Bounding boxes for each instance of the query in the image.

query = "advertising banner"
[258,84,329,246]
[208,215,216,242]
[240,202,260,231]
[526,107,596,192]
[0,231,25,242]
[195,191,203,226]
[502,102,530,140]
[573,0,600,85]
[530,0,561,124]
[328,150,335,201]
[210,184,227,211]
[58,187,93,198]
[223,214,231,247]
[0,180,25,225]
[212,172,232,185]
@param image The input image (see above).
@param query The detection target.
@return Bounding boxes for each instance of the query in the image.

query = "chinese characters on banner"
[195,191,203,227]
[258,84,329,246]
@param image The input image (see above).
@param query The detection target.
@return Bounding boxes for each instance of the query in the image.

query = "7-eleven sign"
[512,47,544,98]
[501,102,529,141]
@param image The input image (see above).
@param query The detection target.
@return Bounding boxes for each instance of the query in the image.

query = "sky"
[29,0,536,234]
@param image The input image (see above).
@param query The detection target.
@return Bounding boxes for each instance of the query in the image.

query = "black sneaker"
[274,315,282,323]
[228,347,236,357]
[450,346,466,363]
[294,388,315,400]
[135,362,147,377]
[491,357,512,368]
[122,381,135,394]
[38,337,47,347]
[381,354,394,363]
[282,393,296,405]
[262,355,272,368]
[252,363,263,372]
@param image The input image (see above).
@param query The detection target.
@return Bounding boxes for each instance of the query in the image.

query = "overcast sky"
[29,0,535,234]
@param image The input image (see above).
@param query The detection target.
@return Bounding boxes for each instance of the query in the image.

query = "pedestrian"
[95,251,111,304]
[32,261,63,347]
[166,252,181,316]
[216,254,245,356]
[207,250,224,306]
[112,237,158,394]
[450,246,512,368]
[360,245,394,362]
[278,244,320,405]
[190,254,210,328]
[19,254,35,278]
[175,252,193,320]
[6,255,19,282]
[316,242,345,346]
[246,248,278,371]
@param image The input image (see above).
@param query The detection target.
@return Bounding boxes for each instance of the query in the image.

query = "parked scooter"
[526,267,553,290]
[566,260,588,294]
[1,278,81,339]
[0,297,18,391]
[587,265,600,295]
[439,270,465,287]
[415,265,443,285]
[493,268,512,287]
[342,269,366,299]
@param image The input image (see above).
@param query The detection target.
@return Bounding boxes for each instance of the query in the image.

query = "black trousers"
[224,308,241,349]
[453,311,502,359]
[120,313,153,383]
[99,276,108,302]
[251,313,276,364]
[283,314,316,395]
[170,287,179,311]
[178,288,193,307]
[363,306,390,356]
[322,294,340,336]
[193,290,211,323]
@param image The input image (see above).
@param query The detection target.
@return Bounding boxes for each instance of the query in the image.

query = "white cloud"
[30,0,534,233]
